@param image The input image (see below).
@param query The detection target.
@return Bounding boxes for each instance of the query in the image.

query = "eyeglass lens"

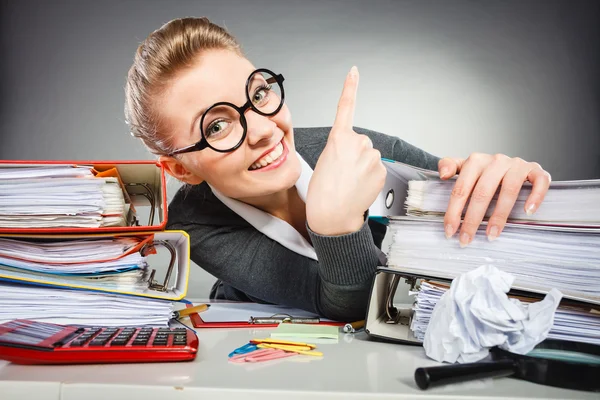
[201,70,283,151]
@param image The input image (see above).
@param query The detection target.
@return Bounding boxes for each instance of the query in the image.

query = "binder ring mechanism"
[141,240,176,292]
[126,182,156,226]
[385,274,418,325]
[248,314,320,324]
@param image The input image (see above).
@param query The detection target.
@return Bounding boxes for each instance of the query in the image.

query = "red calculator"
[0,319,198,365]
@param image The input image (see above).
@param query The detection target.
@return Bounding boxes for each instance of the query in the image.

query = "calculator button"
[152,340,168,346]
[95,334,111,340]
[69,339,87,347]
[109,340,128,346]
[89,339,108,346]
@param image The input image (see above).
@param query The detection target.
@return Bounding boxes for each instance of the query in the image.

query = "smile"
[248,139,288,171]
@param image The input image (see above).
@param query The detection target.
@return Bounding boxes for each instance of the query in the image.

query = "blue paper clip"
[228,342,258,358]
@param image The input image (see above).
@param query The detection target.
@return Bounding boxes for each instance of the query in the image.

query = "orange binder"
[0,160,168,234]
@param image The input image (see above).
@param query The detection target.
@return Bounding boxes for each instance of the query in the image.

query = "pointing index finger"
[333,66,359,132]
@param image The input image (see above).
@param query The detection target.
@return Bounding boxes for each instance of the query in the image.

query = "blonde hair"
[124,17,243,155]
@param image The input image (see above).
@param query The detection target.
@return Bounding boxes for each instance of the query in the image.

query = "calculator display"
[0,320,64,345]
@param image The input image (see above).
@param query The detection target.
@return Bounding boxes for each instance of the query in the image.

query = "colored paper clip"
[245,348,296,363]
[250,338,317,349]
[228,348,296,363]
[228,342,258,358]
[248,313,320,324]
[257,343,323,357]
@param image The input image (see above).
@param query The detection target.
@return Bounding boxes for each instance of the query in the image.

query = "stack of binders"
[0,160,191,327]
[365,159,600,345]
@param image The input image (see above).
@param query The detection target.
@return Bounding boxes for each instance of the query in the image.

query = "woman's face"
[159,49,301,202]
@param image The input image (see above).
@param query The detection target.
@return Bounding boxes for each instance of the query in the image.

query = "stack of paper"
[0,166,128,228]
[0,281,173,327]
[405,180,600,226]
[0,237,150,292]
[410,281,600,346]
[387,219,600,303]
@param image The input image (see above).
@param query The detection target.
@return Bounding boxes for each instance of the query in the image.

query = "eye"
[205,120,229,138]
[251,84,272,106]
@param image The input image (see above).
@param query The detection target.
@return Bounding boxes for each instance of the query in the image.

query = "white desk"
[0,327,596,400]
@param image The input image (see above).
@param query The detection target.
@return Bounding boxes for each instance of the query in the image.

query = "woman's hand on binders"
[306,66,387,236]
[438,154,551,247]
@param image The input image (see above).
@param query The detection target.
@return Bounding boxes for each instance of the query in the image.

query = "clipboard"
[0,230,191,301]
[364,266,600,346]
[184,302,345,328]
[0,160,168,234]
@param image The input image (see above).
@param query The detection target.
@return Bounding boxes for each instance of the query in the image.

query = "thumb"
[438,157,464,179]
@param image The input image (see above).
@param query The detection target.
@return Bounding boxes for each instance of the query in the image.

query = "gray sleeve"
[169,216,380,322]
[354,127,441,170]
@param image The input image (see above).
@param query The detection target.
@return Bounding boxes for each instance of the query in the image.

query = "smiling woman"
[124,17,551,321]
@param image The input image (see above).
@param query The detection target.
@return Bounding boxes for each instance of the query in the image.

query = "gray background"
[1,0,599,300]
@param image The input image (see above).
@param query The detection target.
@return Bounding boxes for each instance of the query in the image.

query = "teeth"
[250,142,284,170]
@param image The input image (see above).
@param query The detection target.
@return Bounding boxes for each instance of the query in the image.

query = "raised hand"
[306,66,387,236]
[438,154,551,247]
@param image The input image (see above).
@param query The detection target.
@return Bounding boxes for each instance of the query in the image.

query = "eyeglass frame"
[167,68,286,156]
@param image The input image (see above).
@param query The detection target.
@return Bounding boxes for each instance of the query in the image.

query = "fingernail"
[349,66,358,78]
[440,167,449,178]
[445,224,454,239]
[525,203,537,216]
[487,226,499,241]
[459,232,471,248]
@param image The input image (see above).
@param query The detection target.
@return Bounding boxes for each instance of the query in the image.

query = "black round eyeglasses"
[168,68,285,156]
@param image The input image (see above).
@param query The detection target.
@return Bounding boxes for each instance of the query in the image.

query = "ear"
[159,155,204,185]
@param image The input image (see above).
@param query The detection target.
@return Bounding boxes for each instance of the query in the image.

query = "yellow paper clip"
[249,338,317,349]
[257,343,323,357]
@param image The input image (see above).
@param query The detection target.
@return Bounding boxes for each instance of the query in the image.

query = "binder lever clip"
[141,240,176,292]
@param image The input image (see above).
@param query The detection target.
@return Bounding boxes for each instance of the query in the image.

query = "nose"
[244,109,275,147]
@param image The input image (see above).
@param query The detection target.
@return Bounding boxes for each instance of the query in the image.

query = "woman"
[124,17,550,321]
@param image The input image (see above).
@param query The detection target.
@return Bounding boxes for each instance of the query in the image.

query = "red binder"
[0,160,168,234]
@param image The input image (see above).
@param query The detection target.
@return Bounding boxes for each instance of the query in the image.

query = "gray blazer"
[166,127,439,321]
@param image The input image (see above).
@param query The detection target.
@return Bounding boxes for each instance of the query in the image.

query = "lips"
[248,139,284,171]
[248,139,289,172]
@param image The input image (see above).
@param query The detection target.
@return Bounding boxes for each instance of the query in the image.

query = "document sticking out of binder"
[0,160,168,234]
[0,231,191,301]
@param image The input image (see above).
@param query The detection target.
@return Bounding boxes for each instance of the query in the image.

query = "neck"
[242,186,302,220]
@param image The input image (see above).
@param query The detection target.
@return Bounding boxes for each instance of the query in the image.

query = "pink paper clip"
[245,348,296,363]
[228,348,276,363]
